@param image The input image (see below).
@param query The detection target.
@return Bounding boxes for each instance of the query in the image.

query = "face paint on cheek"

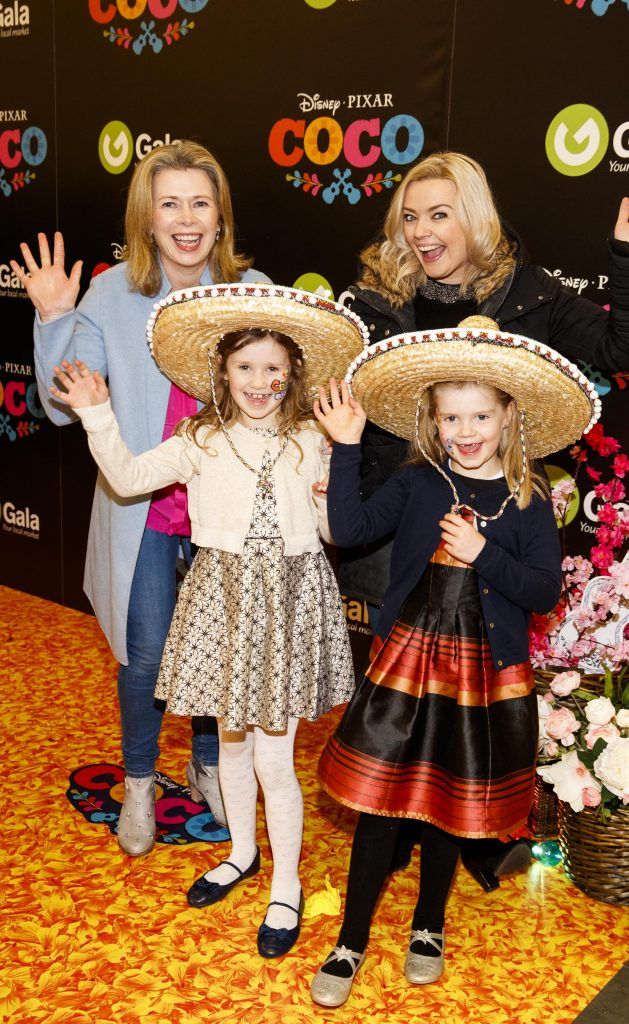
[439,430,454,454]
[271,371,289,401]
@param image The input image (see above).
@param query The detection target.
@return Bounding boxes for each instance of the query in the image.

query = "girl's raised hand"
[313,378,366,445]
[613,197,629,244]
[9,231,82,321]
[439,512,486,565]
[50,360,109,409]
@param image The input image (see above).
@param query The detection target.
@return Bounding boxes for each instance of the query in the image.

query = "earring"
[215,227,221,240]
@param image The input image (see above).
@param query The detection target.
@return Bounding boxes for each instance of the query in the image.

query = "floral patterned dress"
[155,432,355,733]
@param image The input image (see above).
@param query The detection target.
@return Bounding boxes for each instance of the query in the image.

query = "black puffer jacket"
[338,236,629,604]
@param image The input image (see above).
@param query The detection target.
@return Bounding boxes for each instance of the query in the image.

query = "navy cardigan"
[328,444,562,671]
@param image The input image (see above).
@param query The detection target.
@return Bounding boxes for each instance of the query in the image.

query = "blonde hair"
[124,140,252,297]
[409,381,548,510]
[378,151,512,303]
[179,329,310,461]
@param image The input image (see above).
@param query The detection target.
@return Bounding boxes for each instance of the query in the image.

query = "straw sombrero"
[147,283,369,404]
[345,318,601,457]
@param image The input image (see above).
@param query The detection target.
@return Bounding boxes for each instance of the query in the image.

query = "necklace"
[416,279,474,303]
[222,426,291,495]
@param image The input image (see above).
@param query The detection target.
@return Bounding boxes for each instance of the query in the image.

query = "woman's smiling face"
[402,178,471,285]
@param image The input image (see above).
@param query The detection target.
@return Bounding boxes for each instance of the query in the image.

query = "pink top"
[145,383,197,536]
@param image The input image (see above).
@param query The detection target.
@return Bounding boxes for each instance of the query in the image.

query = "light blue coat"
[33,260,271,664]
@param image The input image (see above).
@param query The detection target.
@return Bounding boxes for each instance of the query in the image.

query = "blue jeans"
[117,526,218,777]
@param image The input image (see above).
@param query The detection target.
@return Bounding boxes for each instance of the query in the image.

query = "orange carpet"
[1,584,627,1024]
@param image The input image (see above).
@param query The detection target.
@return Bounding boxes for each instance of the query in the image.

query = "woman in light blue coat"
[12,141,271,856]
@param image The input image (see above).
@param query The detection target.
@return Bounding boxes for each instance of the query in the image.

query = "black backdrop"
[1,0,627,657]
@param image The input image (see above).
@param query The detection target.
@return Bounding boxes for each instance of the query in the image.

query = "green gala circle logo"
[99,120,133,175]
[545,104,608,177]
[545,464,580,527]
[293,272,334,300]
[304,0,337,8]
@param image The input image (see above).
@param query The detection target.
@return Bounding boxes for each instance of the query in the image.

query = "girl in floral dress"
[309,319,600,1006]
[49,284,367,959]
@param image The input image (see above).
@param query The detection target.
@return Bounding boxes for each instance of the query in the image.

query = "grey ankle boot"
[117,775,156,856]
[186,757,227,826]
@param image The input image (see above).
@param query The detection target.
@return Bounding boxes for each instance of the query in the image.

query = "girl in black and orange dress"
[308,320,600,1007]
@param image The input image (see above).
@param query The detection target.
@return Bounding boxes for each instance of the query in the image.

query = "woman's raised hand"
[614,197,629,244]
[10,231,82,321]
[313,378,366,444]
[49,360,109,409]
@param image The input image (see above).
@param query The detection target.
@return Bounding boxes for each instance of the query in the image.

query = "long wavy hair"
[371,151,515,305]
[124,140,252,297]
[179,329,311,461]
[409,381,548,509]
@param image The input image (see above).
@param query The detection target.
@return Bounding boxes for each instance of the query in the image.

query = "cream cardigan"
[77,401,331,554]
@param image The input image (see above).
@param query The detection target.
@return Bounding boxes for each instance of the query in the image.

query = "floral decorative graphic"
[0,168,37,198]
[286,169,323,195]
[285,168,401,203]
[561,0,629,15]
[103,18,195,54]
[360,170,402,196]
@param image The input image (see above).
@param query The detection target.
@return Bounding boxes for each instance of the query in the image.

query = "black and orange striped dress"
[318,509,538,839]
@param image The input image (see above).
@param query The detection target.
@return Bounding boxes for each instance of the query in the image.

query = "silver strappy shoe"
[310,946,366,1007]
[404,927,445,984]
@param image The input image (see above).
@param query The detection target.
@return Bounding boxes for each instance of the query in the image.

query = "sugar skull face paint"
[271,370,289,400]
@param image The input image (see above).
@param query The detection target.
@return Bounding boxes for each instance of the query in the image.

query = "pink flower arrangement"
[529,424,629,673]
[531,425,629,820]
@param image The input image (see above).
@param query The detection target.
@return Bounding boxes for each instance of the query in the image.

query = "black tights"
[326,814,460,973]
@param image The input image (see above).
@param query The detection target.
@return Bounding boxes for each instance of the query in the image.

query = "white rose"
[616,709,629,729]
[584,696,616,726]
[593,737,629,802]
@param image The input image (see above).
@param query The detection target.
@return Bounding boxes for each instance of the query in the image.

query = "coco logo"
[0,120,47,198]
[88,0,209,55]
[98,120,180,174]
[269,97,423,206]
[546,104,629,176]
[0,368,45,441]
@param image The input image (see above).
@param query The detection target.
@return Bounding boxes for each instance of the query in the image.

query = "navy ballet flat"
[257,891,305,958]
[186,847,260,908]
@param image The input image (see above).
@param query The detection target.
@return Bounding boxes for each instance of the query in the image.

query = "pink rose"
[582,787,602,808]
[550,671,581,697]
[546,707,579,744]
[585,722,620,749]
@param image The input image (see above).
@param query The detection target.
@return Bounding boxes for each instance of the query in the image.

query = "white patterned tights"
[202,718,303,929]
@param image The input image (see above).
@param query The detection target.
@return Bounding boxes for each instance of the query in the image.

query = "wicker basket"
[528,775,559,839]
[558,802,629,905]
